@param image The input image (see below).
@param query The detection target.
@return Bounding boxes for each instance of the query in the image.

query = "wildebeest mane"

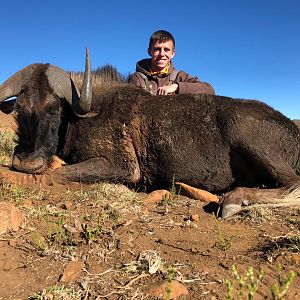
[70,64,127,90]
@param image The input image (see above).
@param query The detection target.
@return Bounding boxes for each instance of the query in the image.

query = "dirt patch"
[0,114,299,299]
[0,111,16,131]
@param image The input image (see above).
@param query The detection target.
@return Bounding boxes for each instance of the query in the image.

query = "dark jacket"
[128,58,215,95]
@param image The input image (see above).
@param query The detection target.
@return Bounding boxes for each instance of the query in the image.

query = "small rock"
[176,182,219,202]
[50,155,66,170]
[143,190,172,204]
[62,200,73,210]
[44,293,54,300]
[22,199,33,208]
[63,223,78,234]
[147,280,189,299]
[0,201,23,235]
[74,219,83,232]
[9,239,18,247]
[291,253,300,265]
[60,260,85,282]
[190,214,199,222]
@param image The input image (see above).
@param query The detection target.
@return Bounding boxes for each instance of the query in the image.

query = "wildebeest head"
[0,49,93,173]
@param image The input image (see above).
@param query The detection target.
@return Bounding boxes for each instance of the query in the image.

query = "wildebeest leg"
[220,187,285,218]
[52,157,141,184]
[221,153,300,218]
[220,173,300,219]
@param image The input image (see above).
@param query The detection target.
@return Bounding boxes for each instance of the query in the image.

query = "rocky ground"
[0,112,300,299]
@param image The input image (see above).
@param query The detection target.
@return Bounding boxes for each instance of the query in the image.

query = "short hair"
[148,30,175,49]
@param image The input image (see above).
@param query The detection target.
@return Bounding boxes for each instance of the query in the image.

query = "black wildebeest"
[0,49,300,218]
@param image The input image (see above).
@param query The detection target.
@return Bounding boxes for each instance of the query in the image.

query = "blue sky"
[1,0,299,119]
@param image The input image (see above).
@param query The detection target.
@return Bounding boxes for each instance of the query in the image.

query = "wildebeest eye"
[0,98,16,114]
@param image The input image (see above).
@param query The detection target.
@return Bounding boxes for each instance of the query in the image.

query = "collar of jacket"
[150,64,170,76]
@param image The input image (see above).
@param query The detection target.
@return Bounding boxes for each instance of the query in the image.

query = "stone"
[176,182,219,202]
[143,190,172,204]
[190,214,199,222]
[22,199,33,208]
[44,293,54,300]
[62,200,73,210]
[9,239,18,247]
[147,280,189,299]
[60,260,85,282]
[291,253,300,265]
[50,155,66,170]
[0,201,23,235]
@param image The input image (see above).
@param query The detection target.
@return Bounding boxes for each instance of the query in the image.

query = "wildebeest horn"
[46,47,92,115]
[0,64,42,103]
[78,47,92,113]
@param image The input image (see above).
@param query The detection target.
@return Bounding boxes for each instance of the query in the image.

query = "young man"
[129,30,215,95]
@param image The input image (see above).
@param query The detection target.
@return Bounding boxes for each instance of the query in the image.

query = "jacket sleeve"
[128,73,142,87]
[175,71,215,95]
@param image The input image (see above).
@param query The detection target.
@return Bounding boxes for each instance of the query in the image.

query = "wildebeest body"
[58,86,300,193]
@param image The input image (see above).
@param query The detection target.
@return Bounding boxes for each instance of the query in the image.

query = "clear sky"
[1,0,299,119]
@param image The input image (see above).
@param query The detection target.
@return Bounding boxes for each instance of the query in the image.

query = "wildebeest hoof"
[221,204,242,219]
[12,155,46,174]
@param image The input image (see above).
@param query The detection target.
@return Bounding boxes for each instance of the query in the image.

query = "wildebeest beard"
[13,102,63,173]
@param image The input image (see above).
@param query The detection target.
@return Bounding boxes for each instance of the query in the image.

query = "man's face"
[148,40,175,72]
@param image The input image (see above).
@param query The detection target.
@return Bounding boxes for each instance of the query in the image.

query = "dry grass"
[0,129,16,165]
[264,232,300,253]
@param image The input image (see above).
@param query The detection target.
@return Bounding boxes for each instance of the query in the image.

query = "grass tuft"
[30,284,82,300]
[212,213,237,252]
[0,130,16,165]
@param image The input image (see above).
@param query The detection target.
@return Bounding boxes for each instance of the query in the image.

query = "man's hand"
[157,83,178,95]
